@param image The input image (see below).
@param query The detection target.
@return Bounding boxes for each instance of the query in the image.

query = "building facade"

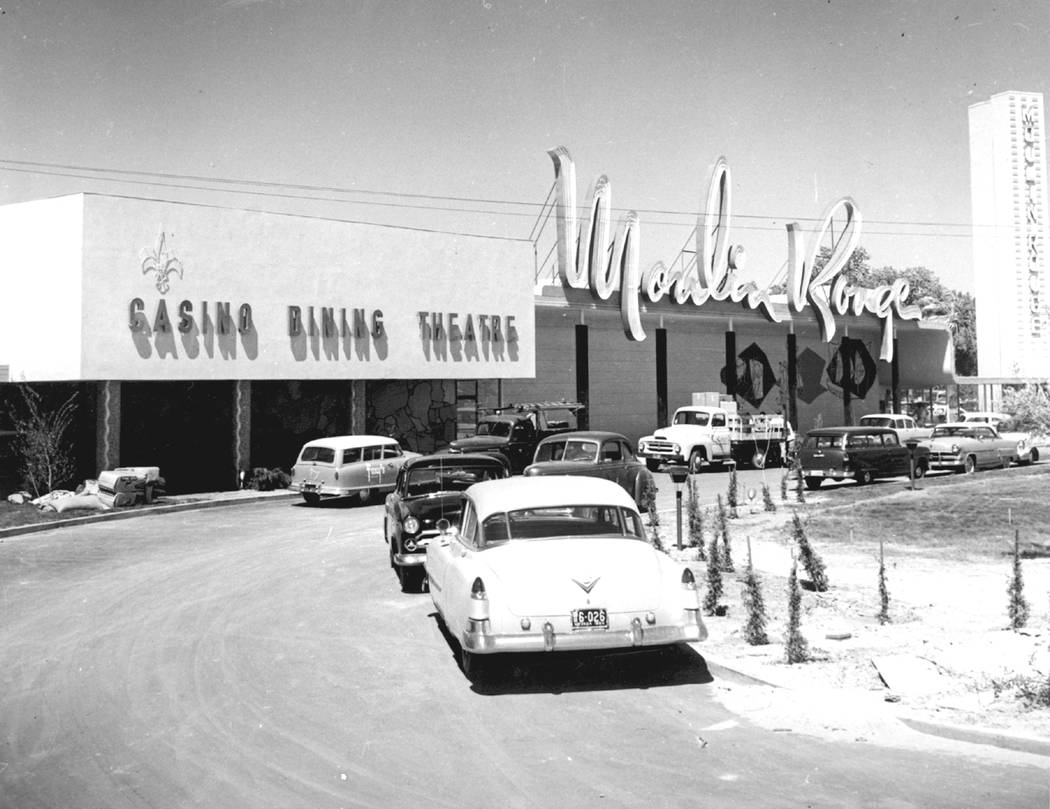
[0,153,954,495]
[969,90,1050,378]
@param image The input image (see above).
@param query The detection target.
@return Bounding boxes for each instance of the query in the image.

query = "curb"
[898,716,1050,758]
[703,655,1050,758]
[0,491,300,540]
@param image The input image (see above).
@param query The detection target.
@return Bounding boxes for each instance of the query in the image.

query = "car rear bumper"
[462,610,708,654]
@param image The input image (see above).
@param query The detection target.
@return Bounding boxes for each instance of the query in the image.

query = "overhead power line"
[0,157,981,237]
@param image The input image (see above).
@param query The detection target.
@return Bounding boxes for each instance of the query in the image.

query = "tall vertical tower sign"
[969,91,1050,377]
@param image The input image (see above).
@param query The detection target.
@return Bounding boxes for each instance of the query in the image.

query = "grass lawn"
[799,464,1050,560]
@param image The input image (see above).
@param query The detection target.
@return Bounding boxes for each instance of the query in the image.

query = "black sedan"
[383,453,511,592]
[523,430,654,509]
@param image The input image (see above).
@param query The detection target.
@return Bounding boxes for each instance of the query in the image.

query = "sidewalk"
[2,482,1048,761]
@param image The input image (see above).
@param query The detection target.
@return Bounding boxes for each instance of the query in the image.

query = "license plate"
[571,607,608,630]
[302,482,321,492]
[806,469,824,477]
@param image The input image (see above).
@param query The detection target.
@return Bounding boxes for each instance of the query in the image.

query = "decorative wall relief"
[366,380,458,454]
[826,337,877,399]
[796,347,828,404]
[721,342,777,408]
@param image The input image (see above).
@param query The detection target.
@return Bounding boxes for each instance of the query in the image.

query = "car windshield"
[476,420,512,437]
[673,411,710,427]
[860,417,892,428]
[533,439,599,463]
[480,505,645,545]
[932,426,969,438]
[300,446,336,463]
[405,464,502,497]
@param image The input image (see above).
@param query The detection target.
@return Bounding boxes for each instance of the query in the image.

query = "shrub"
[1008,528,1030,630]
[762,483,776,513]
[791,511,828,592]
[8,386,78,497]
[742,538,769,645]
[702,534,724,616]
[877,539,891,625]
[249,467,291,491]
[727,464,739,518]
[785,558,810,663]
[715,494,734,572]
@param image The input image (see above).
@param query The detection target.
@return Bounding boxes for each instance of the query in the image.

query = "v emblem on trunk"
[572,577,600,594]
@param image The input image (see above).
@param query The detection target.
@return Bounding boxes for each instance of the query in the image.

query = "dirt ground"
[663,498,1050,746]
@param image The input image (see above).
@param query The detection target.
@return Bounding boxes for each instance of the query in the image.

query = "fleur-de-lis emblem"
[142,231,184,293]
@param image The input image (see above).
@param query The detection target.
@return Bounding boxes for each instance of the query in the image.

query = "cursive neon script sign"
[547,147,920,361]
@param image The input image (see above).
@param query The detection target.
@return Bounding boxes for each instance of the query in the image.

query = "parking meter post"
[664,466,689,551]
[904,438,919,491]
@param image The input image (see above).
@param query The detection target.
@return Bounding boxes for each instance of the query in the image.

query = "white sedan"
[425,476,707,678]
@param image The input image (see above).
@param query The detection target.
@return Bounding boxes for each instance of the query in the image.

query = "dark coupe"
[523,430,655,509]
[384,453,511,592]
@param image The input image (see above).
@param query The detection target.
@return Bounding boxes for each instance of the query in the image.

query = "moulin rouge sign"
[547,147,920,361]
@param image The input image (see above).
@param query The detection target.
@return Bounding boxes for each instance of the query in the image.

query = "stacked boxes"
[97,466,165,508]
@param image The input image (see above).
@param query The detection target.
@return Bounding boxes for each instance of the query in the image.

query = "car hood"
[646,425,703,440]
[449,436,510,452]
[481,538,667,614]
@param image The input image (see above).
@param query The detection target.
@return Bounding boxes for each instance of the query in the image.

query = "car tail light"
[681,567,697,590]
[682,567,701,610]
[468,577,489,622]
[403,516,420,535]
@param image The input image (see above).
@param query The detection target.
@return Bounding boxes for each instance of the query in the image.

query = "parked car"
[959,411,1047,464]
[923,422,1019,473]
[425,476,707,680]
[857,413,931,443]
[798,426,930,490]
[384,453,511,592]
[445,401,584,473]
[523,430,654,508]
[290,435,419,505]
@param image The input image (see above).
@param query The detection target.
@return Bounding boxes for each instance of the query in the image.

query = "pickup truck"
[445,401,584,474]
[637,406,792,472]
[857,413,931,443]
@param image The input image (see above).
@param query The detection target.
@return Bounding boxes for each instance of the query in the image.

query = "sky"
[4,0,1050,295]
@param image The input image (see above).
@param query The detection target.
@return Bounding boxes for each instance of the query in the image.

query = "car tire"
[913,461,927,480]
[1001,455,1011,470]
[963,455,977,474]
[303,493,321,506]
[645,458,661,473]
[1032,449,1040,463]
[460,647,492,683]
[855,469,873,485]
[688,449,705,474]
[804,476,823,490]
[398,565,424,594]
[357,488,374,505]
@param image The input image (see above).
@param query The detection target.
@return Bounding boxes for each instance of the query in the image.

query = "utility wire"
[0,157,983,234]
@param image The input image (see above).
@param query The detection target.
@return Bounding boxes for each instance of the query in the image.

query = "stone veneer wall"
[366,380,458,454]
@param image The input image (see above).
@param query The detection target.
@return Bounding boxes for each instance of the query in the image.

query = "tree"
[1002,385,1050,435]
[772,246,977,374]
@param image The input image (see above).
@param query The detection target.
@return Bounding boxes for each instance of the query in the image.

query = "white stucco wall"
[0,195,85,382]
[2,193,537,382]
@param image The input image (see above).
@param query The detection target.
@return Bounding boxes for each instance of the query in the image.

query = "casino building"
[0,149,954,493]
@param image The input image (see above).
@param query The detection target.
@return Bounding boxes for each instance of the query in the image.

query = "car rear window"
[406,464,502,497]
[480,505,645,545]
[534,439,598,462]
[801,434,844,449]
[300,446,336,463]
